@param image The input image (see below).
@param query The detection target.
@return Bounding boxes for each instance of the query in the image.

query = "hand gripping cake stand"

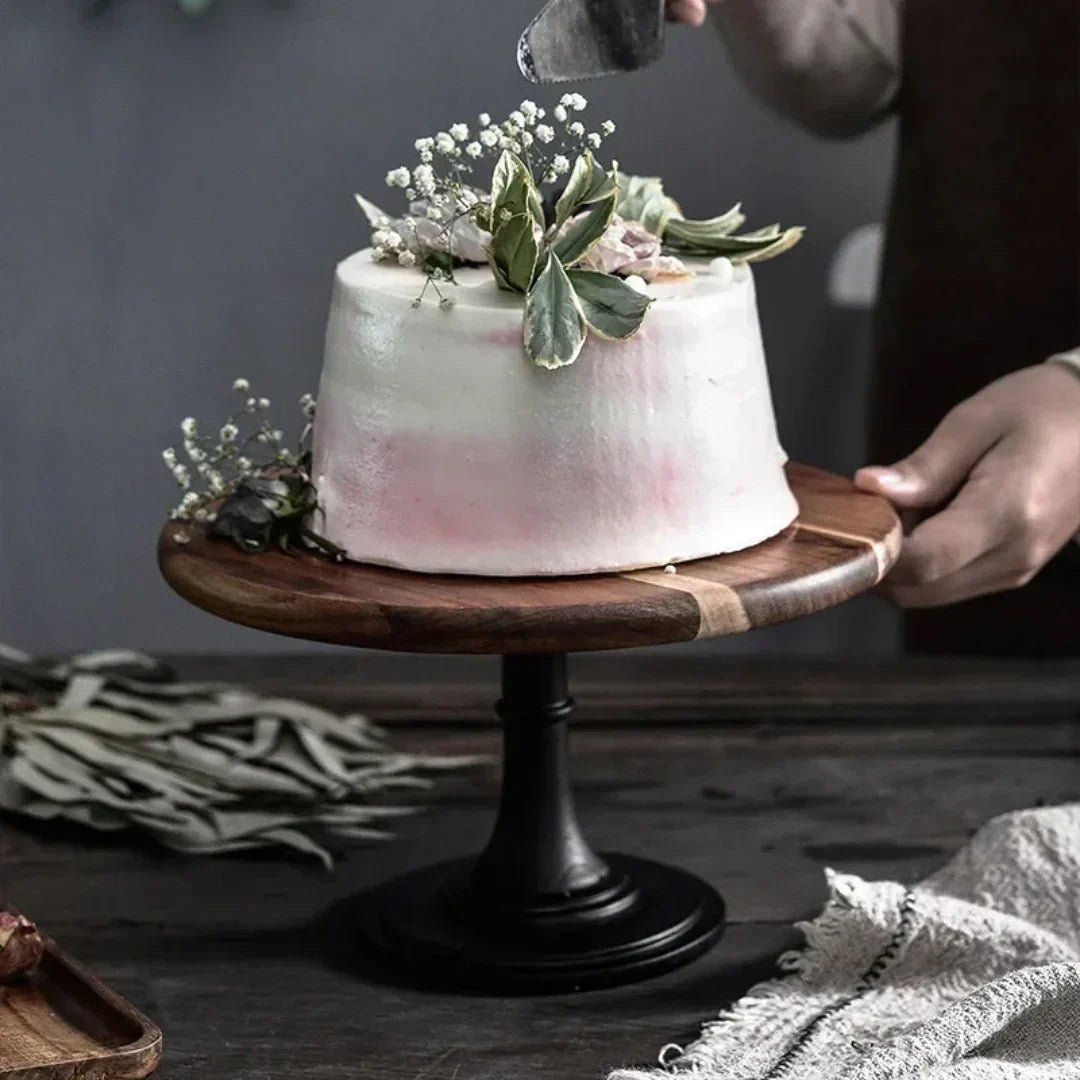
[159,462,899,993]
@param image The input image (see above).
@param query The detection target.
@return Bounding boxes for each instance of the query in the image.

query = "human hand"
[665,0,721,28]
[854,363,1080,608]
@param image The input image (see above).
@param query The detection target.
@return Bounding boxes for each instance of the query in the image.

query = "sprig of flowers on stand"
[357,95,804,368]
[163,379,343,558]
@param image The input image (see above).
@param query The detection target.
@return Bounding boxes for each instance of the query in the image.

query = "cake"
[309,97,803,577]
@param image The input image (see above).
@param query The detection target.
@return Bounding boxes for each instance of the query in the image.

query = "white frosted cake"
[308,97,803,577]
[311,251,797,576]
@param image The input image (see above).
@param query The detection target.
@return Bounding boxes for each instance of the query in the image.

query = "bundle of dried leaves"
[0,645,481,868]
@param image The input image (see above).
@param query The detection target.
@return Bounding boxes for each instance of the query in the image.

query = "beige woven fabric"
[610,806,1080,1080]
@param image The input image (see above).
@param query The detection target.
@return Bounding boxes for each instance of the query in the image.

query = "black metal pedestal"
[358,654,726,993]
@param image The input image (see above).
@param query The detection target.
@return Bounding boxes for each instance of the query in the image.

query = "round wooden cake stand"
[159,462,900,993]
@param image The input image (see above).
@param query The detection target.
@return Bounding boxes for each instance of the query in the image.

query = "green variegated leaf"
[566,270,653,340]
[490,213,539,293]
[554,153,594,232]
[616,174,681,237]
[665,225,805,263]
[524,252,587,369]
[489,150,544,230]
[664,205,747,243]
[552,192,617,267]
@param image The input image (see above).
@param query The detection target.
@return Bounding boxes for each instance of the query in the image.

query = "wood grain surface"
[0,926,161,1080]
[158,463,901,654]
[2,655,1076,1080]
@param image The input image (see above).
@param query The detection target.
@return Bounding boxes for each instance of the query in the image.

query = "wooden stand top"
[158,462,900,655]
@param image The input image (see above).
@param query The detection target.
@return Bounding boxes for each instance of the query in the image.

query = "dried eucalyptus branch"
[0,645,484,868]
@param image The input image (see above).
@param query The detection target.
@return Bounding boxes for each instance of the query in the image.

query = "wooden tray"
[0,925,161,1080]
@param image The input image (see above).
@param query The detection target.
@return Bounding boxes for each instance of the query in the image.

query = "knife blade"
[518,0,666,84]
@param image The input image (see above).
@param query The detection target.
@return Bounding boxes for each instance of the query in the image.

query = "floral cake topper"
[357,95,803,369]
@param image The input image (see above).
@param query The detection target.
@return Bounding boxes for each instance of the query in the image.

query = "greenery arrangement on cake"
[161,379,341,556]
[356,95,803,369]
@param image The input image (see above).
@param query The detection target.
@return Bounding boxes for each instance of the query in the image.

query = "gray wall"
[1,0,897,656]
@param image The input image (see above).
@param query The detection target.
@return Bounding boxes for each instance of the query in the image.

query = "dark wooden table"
[3,654,1077,1079]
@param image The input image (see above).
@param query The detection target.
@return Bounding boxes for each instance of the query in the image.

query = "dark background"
[1,0,897,655]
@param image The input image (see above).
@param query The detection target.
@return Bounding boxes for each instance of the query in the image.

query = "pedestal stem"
[471,654,609,899]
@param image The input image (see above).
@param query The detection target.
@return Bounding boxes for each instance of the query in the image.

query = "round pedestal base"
[356,852,726,993]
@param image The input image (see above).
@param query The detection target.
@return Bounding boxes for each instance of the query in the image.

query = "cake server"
[517,0,666,83]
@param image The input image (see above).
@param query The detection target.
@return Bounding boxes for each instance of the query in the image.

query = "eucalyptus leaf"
[490,213,539,294]
[663,205,747,244]
[524,252,587,369]
[566,270,653,340]
[552,192,617,268]
[0,644,485,867]
[665,225,805,263]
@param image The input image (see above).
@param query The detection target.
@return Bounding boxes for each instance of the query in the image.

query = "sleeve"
[709,0,902,139]
[1047,348,1080,380]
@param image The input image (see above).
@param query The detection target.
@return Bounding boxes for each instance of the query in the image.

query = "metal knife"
[518,0,666,84]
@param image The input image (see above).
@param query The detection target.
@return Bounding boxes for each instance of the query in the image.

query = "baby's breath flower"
[185,441,206,463]
[298,393,316,417]
[207,471,226,495]
[552,155,570,176]
[172,464,191,488]
[372,246,387,262]
[237,456,253,473]
[479,127,500,148]
[162,447,177,466]
[456,188,479,209]
[232,377,250,392]
[193,508,209,523]
[559,93,574,107]
[478,112,491,127]
[414,137,434,152]
[553,104,568,123]
[385,166,411,188]
[535,124,555,144]
[405,187,418,199]
[509,110,526,129]
[601,120,616,135]
[271,429,284,442]
[398,249,417,268]
[465,141,482,158]
[418,147,433,163]
[439,296,454,311]
[180,417,197,437]
[519,99,538,122]
[449,122,469,142]
[570,93,587,111]
[245,397,258,412]
[435,131,456,154]
[181,491,201,510]
[413,164,437,198]
[258,397,271,410]
[426,205,442,221]
[220,422,239,443]
[520,131,534,148]
[173,530,191,545]
[587,132,602,149]
[568,121,584,137]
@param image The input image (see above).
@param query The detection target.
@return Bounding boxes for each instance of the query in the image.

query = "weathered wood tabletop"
[2,654,1077,1079]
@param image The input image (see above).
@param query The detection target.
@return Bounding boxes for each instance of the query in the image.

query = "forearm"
[710,0,901,138]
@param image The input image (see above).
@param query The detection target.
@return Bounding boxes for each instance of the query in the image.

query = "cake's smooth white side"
[312,251,798,576]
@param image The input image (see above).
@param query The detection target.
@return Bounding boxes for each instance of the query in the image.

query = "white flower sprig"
[163,380,318,530]
[367,95,616,273]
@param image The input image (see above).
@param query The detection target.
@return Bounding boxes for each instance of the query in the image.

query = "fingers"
[878,438,1071,607]
[855,399,1003,511]
[666,0,707,26]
